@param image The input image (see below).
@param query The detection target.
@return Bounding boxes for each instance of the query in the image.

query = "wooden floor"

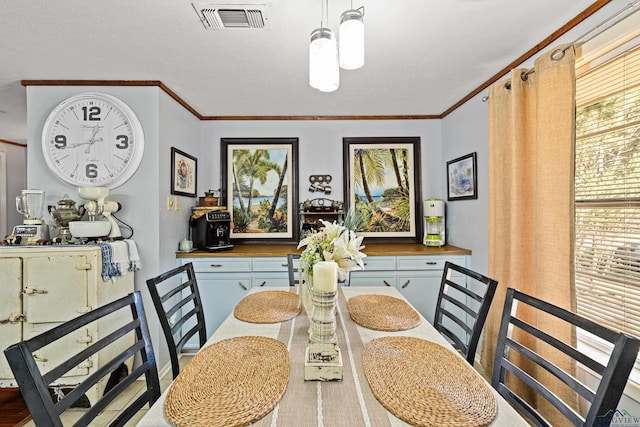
[0,388,30,427]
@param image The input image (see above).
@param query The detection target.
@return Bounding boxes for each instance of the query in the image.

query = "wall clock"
[41,92,145,189]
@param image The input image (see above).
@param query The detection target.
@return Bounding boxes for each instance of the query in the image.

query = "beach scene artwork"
[348,143,417,238]
[228,145,292,238]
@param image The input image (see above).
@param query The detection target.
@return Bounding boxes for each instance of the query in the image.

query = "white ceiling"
[0,0,604,141]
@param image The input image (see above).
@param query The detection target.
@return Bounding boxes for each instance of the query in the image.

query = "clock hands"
[67,123,104,151]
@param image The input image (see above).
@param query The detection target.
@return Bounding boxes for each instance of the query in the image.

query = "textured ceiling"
[0,0,610,141]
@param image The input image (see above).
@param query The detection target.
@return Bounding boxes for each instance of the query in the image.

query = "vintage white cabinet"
[0,246,134,404]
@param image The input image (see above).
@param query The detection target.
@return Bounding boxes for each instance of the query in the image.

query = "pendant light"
[309,0,339,92]
[339,3,364,70]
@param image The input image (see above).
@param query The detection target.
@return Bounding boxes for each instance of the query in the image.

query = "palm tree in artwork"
[354,148,387,203]
[235,149,281,218]
[268,156,287,227]
[232,149,251,214]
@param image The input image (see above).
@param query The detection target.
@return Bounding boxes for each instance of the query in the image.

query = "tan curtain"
[481,45,577,426]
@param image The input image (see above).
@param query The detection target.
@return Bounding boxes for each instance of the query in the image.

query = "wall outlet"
[167,196,174,211]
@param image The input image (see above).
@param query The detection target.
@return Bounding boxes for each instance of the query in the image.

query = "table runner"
[252,288,392,426]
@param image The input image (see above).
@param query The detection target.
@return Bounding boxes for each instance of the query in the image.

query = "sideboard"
[177,244,471,334]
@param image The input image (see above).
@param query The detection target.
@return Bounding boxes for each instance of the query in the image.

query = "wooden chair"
[146,262,206,379]
[433,261,498,365]
[492,287,640,427]
[287,254,301,286]
[3,291,160,427]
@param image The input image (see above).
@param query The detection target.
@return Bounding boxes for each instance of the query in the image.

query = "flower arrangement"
[297,210,367,283]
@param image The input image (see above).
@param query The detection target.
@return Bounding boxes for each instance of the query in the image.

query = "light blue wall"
[201,119,443,208]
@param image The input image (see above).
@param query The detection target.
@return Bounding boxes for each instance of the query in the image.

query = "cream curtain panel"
[481,45,577,426]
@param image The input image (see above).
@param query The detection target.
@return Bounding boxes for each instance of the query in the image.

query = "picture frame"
[221,138,299,244]
[446,152,478,201]
[343,137,423,244]
[171,147,197,197]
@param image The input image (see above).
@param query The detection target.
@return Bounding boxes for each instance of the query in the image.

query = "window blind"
[575,45,640,339]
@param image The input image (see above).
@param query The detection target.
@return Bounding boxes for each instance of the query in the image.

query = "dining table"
[136,286,529,427]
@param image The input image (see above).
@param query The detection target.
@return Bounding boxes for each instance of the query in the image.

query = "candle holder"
[304,287,343,381]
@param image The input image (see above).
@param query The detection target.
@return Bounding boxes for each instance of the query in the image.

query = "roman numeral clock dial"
[42,92,144,189]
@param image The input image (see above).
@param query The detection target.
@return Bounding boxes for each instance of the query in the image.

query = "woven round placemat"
[164,336,290,427]
[234,290,301,323]
[363,336,497,427]
[347,294,421,331]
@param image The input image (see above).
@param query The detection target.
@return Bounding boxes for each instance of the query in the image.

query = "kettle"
[48,194,85,228]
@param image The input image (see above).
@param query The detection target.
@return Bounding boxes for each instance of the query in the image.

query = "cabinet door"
[0,258,22,379]
[23,255,89,324]
[196,273,251,340]
[396,270,443,324]
[349,256,396,287]
[23,324,93,378]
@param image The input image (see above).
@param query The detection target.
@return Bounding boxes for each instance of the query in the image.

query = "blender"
[13,189,50,244]
[424,198,446,247]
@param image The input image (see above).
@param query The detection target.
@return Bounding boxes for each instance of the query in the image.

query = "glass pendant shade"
[309,27,340,92]
[339,9,364,70]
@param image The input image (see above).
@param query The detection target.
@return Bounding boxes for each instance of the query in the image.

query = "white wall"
[201,119,443,210]
[0,141,27,236]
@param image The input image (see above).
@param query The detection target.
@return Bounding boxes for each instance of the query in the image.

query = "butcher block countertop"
[176,243,471,258]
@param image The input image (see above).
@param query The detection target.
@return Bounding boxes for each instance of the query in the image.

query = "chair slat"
[3,291,160,427]
[434,261,498,365]
[492,287,640,427]
[146,262,207,379]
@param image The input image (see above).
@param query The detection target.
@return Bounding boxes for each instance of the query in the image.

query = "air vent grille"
[193,3,269,29]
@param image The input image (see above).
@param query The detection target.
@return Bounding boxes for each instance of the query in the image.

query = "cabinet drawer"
[396,255,466,271]
[359,256,396,270]
[348,271,396,287]
[188,258,252,273]
[253,273,290,288]
[252,257,288,272]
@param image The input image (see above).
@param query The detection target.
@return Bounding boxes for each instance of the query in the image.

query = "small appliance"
[69,187,122,239]
[191,210,234,251]
[12,189,50,244]
[48,194,85,242]
[424,198,445,247]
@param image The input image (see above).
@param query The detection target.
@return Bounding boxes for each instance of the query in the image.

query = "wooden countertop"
[176,243,471,258]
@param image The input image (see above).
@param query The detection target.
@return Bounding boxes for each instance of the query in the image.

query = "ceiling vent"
[192,3,269,29]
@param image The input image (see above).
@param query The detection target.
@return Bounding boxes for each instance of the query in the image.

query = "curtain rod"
[482,0,640,101]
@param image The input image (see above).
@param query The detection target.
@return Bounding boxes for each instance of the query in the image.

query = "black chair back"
[287,254,301,286]
[146,262,206,379]
[434,261,498,365]
[492,288,640,427]
[3,291,160,427]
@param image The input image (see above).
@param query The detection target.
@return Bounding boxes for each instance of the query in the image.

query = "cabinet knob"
[383,280,392,287]
[211,264,223,268]
[238,282,248,291]
[402,280,410,288]
[425,261,438,265]
[259,281,266,287]
[33,354,48,363]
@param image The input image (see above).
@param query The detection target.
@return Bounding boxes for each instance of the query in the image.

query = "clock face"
[41,92,144,189]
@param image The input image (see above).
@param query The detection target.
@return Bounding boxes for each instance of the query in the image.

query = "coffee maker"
[191,210,233,251]
[424,198,445,247]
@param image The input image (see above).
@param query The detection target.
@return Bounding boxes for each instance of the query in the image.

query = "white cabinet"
[0,246,134,404]
[349,256,397,287]
[183,258,252,337]
[252,257,289,288]
[181,251,469,334]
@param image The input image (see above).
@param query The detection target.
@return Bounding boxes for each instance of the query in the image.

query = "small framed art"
[171,147,197,197]
[446,152,477,201]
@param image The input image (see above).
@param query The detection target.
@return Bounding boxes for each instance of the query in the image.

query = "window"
[575,45,640,369]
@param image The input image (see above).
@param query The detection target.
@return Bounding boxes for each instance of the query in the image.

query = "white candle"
[313,261,338,292]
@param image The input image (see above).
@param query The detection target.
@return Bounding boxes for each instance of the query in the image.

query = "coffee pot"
[48,194,85,241]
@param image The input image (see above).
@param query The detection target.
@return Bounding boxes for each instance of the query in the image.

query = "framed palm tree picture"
[221,138,299,244]
[343,137,423,243]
